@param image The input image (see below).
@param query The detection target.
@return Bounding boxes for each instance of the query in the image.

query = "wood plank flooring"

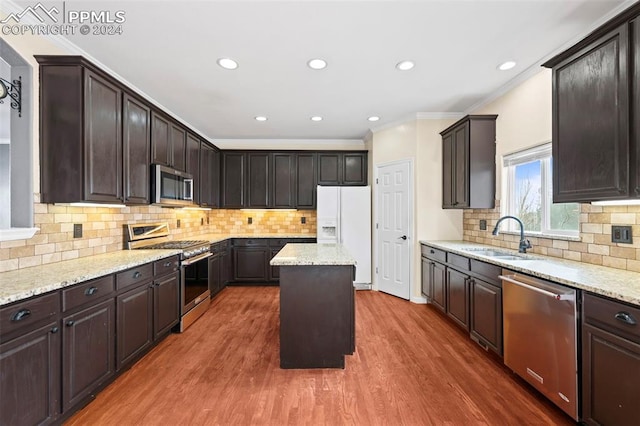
[67,287,574,425]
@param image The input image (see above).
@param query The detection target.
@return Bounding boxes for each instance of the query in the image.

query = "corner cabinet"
[440,115,497,209]
[543,3,640,202]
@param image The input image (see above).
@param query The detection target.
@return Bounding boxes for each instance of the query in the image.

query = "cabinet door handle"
[66,320,75,327]
[11,309,31,322]
[615,312,637,325]
[51,326,59,334]
[133,271,142,279]
[84,286,98,296]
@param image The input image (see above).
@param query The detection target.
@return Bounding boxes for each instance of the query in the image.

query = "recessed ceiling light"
[310,116,323,122]
[307,59,327,70]
[498,61,516,71]
[217,58,238,70]
[368,116,380,122]
[255,116,268,122]
[396,60,415,71]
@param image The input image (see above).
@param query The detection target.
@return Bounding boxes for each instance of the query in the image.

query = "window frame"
[501,142,579,238]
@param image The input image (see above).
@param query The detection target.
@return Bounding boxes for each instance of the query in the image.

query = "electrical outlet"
[207,217,210,224]
[248,217,253,225]
[177,219,181,228]
[479,219,487,231]
[73,223,82,238]
[612,225,633,244]
[201,217,204,226]
[301,217,306,224]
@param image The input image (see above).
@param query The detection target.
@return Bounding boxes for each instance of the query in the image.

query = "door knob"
[398,235,407,240]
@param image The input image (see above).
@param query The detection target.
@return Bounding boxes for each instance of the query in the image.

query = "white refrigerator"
[316,186,371,286]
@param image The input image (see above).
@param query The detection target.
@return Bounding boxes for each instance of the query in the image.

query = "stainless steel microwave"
[151,164,194,207]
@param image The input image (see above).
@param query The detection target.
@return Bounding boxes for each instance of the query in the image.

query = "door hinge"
[376,267,378,274]
[376,223,378,229]
[376,178,379,184]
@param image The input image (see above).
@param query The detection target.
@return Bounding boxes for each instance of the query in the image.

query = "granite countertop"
[421,240,640,306]
[0,250,181,306]
[201,233,316,244]
[270,243,356,266]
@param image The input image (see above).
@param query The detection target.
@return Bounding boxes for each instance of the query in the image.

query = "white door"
[377,161,411,300]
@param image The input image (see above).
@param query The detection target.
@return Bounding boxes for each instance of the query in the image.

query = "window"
[502,143,579,237]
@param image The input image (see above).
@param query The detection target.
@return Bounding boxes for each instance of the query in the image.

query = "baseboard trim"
[410,296,428,304]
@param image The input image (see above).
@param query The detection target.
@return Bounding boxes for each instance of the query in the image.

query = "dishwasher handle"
[499,275,574,301]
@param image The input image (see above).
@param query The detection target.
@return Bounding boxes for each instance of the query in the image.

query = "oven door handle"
[182,252,212,266]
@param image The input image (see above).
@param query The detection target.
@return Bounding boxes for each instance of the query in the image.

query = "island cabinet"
[542,3,640,202]
[581,293,640,426]
[440,115,497,209]
[420,244,503,356]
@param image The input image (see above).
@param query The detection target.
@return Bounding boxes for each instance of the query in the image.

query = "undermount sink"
[463,248,530,260]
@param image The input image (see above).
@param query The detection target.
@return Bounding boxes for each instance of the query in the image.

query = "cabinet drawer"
[470,259,502,285]
[448,253,470,271]
[421,245,446,263]
[269,238,292,248]
[153,256,179,277]
[0,292,60,336]
[62,275,114,312]
[583,293,640,343]
[218,240,229,250]
[234,238,268,247]
[116,263,153,290]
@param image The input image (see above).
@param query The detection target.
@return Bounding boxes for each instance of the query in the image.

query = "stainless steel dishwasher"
[500,270,578,421]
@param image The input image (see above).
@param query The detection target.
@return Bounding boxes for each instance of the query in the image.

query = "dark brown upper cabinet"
[170,124,187,172]
[200,143,220,208]
[296,153,317,209]
[317,152,368,186]
[543,3,640,202]
[271,153,296,208]
[123,94,150,205]
[440,115,497,209]
[151,112,171,167]
[222,152,246,208]
[246,153,270,208]
[185,133,200,205]
[37,57,125,204]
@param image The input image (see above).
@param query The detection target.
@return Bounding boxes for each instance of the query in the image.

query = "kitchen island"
[271,243,356,369]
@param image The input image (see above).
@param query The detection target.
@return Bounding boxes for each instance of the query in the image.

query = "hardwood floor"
[67,287,574,425]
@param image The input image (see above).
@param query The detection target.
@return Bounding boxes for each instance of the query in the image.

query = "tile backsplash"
[463,200,640,272]
[0,195,316,272]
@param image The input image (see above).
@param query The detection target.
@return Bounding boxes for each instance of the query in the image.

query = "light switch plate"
[611,225,632,244]
[479,220,487,231]
[73,223,82,238]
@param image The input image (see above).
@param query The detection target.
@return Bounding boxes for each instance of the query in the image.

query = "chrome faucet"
[492,216,532,253]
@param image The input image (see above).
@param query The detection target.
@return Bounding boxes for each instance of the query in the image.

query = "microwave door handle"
[184,179,194,201]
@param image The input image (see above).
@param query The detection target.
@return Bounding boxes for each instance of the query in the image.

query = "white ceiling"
[12,0,638,141]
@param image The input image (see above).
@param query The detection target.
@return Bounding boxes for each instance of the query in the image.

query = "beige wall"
[370,118,462,300]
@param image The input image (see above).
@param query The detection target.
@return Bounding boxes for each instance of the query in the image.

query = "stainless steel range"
[127,223,212,331]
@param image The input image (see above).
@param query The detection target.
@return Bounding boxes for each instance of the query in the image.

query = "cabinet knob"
[133,271,142,279]
[430,249,435,254]
[615,311,637,325]
[51,326,59,334]
[66,320,75,327]
[164,261,172,267]
[84,286,98,296]
[11,309,31,322]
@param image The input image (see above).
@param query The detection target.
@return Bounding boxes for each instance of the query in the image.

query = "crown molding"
[212,138,365,150]
[416,112,464,120]
[368,113,418,134]
[464,0,639,114]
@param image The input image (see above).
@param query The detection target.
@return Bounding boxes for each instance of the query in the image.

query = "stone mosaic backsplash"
[463,200,640,272]
[0,194,316,272]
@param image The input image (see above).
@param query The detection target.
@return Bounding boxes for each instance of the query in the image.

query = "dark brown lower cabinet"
[116,283,153,370]
[420,257,430,300]
[0,321,61,426]
[153,272,180,339]
[446,268,470,330]
[209,254,222,296]
[470,278,502,355]
[62,298,115,412]
[582,293,640,425]
[430,261,446,313]
[233,247,269,282]
[269,247,283,281]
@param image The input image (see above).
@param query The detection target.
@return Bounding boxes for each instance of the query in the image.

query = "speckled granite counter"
[271,243,356,266]
[421,240,640,306]
[0,250,181,306]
